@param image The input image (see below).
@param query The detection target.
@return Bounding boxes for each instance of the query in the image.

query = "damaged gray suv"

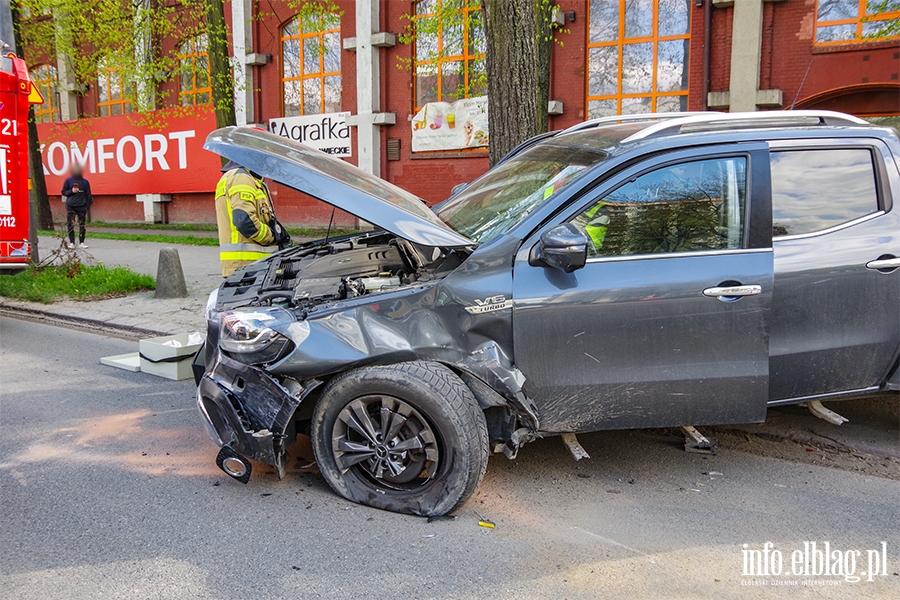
[196,112,900,516]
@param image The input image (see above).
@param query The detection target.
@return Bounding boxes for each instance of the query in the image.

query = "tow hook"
[681,426,717,454]
[216,446,253,484]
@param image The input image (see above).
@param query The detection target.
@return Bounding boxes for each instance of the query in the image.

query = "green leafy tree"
[205,0,234,129]
[13,0,211,226]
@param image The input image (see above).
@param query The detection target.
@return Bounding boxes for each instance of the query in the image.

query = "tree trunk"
[10,2,54,231]
[482,0,553,165]
[27,109,54,230]
[206,0,236,129]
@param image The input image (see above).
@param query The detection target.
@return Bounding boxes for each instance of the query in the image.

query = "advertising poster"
[36,105,220,195]
[411,96,488,152]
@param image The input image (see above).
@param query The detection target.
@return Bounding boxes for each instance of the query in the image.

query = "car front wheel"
[310,361,489,516]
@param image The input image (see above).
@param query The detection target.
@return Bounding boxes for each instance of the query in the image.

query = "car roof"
[495,111,897,247]
[539,111,889,156]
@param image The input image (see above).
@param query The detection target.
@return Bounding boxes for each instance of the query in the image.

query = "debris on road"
[478,520,495,529]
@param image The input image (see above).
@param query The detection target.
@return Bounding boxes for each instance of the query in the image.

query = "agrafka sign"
[268,112,351,157]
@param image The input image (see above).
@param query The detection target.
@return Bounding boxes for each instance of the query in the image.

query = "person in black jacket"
[61,164,93,249]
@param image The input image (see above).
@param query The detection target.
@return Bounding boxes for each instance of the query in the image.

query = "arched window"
[587,0,691,117]
[177,35,212,106]
[281,13,342,116]
[97,61,134,116]
[413,0,486,109]
[29,64,61,123]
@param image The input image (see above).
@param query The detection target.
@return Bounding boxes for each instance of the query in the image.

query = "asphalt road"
[1,317,898,599]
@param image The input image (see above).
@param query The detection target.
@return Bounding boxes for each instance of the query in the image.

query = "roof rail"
[622,110,869,143]
[560,112,724,135]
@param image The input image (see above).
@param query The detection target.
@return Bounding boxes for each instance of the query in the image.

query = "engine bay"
[218,232,466,312]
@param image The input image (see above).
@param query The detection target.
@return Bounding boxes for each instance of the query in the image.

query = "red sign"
[0,54,35,267]
[36,105,221,195]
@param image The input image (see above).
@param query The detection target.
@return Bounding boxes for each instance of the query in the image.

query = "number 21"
[1,119,18,136]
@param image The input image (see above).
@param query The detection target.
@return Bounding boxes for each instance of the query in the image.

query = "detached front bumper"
[195,344,319,479]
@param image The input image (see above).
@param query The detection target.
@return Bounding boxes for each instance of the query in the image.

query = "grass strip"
[89,221,218,232]
[40,231,219,246]
[0,264,155,304]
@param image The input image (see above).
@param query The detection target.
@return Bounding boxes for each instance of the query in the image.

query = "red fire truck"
[0,52,43,270]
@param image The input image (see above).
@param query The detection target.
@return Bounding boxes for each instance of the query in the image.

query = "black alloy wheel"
[311,361,489,516]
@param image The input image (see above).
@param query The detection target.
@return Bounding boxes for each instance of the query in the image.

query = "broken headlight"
[206,287,220,321]
[219,308,294,366]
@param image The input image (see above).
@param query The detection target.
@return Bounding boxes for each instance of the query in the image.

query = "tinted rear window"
[770,149,879,237]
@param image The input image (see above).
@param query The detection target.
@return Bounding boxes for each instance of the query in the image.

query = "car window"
[572,157,747,258]
[770,149,878,237]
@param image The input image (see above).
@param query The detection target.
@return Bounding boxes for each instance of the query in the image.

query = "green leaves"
[18,0,209,113]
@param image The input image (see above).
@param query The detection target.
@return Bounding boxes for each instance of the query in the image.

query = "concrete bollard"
[155,247,188,299]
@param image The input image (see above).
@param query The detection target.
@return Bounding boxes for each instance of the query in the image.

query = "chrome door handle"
[866,257,900,271]
[702,285,761,297]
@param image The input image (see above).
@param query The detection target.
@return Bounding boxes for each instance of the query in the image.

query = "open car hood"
[204,127,473,247]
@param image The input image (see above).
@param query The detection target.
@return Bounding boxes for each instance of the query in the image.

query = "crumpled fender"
[265,237,540,432]
[199,347,321,477]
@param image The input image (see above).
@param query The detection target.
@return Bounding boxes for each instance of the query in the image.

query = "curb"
[0,304,169,340]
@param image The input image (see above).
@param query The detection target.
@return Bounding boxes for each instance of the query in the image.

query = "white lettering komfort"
[40,129,197,176]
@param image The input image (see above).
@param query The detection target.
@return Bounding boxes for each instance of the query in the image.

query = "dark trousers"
[66,207,87,244]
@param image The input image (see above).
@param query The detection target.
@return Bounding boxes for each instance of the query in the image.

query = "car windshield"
[435,142,609,244]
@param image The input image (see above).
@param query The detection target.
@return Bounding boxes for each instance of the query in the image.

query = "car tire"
[310,361,489,516]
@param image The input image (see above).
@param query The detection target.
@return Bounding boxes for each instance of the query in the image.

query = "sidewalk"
[1,236,222,335]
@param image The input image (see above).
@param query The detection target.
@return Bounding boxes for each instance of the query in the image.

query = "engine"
[222,232,463,312]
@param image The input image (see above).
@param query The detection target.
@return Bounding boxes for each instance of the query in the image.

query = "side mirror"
[530,224,589,273]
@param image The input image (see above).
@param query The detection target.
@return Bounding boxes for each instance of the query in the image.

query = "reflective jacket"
[215,168,277,277]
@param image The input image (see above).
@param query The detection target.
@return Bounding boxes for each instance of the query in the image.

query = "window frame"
[571,154,752,259]
[280,13,342,117]
[813,0,900,46]
[585,0,692,118]
[29,64,61,123]
[517,144,773,261]
[96,64,134,117]
[177,35,212,107]
[768,140,890,240]
[412,0,486,111]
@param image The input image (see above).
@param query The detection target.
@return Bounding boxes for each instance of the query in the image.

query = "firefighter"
[215,161,291,277]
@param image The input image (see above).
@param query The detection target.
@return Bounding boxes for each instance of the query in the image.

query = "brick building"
[23,0,900,227]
